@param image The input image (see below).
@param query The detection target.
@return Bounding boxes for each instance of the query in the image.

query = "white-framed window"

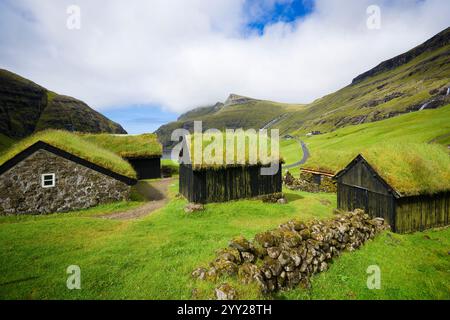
[41,173,56,188]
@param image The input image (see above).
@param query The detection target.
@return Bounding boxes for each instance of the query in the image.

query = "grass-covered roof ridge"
[80,133,162,158]
[352,143,450,197]
[184,132,283,170]
[0,130,137,179]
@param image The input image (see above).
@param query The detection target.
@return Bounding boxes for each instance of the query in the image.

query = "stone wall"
[284,171,337,193]
[0,149,131,215]
[193,210,387,295]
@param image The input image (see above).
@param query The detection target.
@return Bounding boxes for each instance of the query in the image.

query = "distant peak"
[224,94,256,106]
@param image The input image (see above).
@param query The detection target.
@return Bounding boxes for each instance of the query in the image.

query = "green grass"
[80,133,162,158]
[185,132,282,170]
[0,186,335,300]
[0,130,137,179]
[0,185,448,300]
[280,104,450,178]
[0,134,15,156]
[279,229,450,300]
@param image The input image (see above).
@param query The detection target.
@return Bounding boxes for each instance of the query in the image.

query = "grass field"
[281,104,450,177]
[0,181,448,300]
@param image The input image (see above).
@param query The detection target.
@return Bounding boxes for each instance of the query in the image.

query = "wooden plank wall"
[337,183,396,229]
[395,192,450,233]
[179,164,282,203]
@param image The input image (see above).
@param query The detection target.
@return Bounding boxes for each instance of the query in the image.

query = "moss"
[80,133,162,158]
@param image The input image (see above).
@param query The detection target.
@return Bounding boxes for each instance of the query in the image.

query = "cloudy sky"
[1,0,449,133]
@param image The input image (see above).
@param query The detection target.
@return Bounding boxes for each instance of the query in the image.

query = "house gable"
[335,155,400,197]
[0,141,137,185]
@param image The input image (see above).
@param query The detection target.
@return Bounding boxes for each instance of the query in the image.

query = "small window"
[41,173,55,188]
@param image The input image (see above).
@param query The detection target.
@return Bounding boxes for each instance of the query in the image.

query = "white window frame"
[41,173,56,188]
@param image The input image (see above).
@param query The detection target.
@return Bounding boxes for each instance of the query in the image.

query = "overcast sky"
[1,0,449,132]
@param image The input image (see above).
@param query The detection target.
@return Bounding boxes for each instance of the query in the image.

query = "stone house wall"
[0,149,131,215]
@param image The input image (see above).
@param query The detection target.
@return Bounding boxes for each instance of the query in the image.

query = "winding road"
[284,139,310,169]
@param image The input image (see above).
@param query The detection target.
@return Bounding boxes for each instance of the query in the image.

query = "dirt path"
[100,178,176,220]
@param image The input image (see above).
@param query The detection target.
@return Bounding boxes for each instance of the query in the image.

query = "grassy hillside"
[282,104,450,176]
[0,69,127,139]
[156,96,305,148]
[0,182,448,300]
[276,27,450,135]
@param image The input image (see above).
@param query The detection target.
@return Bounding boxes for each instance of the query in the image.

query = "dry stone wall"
[193,210,387,295]
[0,149,131,215]
[284,171,337,193]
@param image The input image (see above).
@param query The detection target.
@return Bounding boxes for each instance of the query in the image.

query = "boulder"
[215,283,237,300]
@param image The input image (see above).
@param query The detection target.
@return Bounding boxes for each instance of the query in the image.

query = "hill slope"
[281,104,450,177]
[276,27,450,134]
[155,94,305,148]
[156,27,450,147]
[0,69,126,139]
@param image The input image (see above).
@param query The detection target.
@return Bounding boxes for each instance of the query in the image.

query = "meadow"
[282,104,450,177]
[0,181,448,300]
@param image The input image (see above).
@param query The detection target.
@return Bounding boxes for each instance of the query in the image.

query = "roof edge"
[334,154,402,198]
[0,141,137,186]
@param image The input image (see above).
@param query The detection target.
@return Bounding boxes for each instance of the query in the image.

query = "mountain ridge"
[0,69,126,139]
[156,27,450,148]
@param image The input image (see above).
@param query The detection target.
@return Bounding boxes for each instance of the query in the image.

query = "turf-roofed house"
[81,133,163,179]
[179,133,283,204]
[0,130,137,215]
[335,144,450,233]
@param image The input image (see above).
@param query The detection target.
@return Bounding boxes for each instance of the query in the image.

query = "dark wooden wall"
[127,157,161,180]
[337,157,450,233]
[179,164,282,203]
[337,183,396,229]
[395,192,450,233]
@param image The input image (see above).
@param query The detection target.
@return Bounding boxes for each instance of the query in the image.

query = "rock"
[211,259,238,276]
[267,247,281,259]
[255,231,281,248]
[277,198,288,205]
[241,251,255,263]
[215,283,237,300]
[265,258,283,277]
[278,251,292,266]
[216,248,242,264]
[238,263,258,284]
[259,192,285,203]
[192,267,207,280]
[229,236,252,252]
[184,203,205,213]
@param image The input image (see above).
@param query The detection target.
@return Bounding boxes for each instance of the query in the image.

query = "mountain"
[155,94,305,148]
[275,27,450,135]
[156,27,450,145]
[0,69,126,139]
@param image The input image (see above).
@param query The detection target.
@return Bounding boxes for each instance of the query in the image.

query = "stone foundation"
[0,149,131,215]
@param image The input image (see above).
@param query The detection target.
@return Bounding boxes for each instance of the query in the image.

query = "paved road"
[284,139,310,169]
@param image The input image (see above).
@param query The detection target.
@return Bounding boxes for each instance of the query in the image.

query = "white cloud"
[0,0,449,113]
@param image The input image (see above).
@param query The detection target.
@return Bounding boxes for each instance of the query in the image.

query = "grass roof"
[343,143,450,197]
[184,132,283,170]
[80,133,162,159]
[0,130,137,179]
